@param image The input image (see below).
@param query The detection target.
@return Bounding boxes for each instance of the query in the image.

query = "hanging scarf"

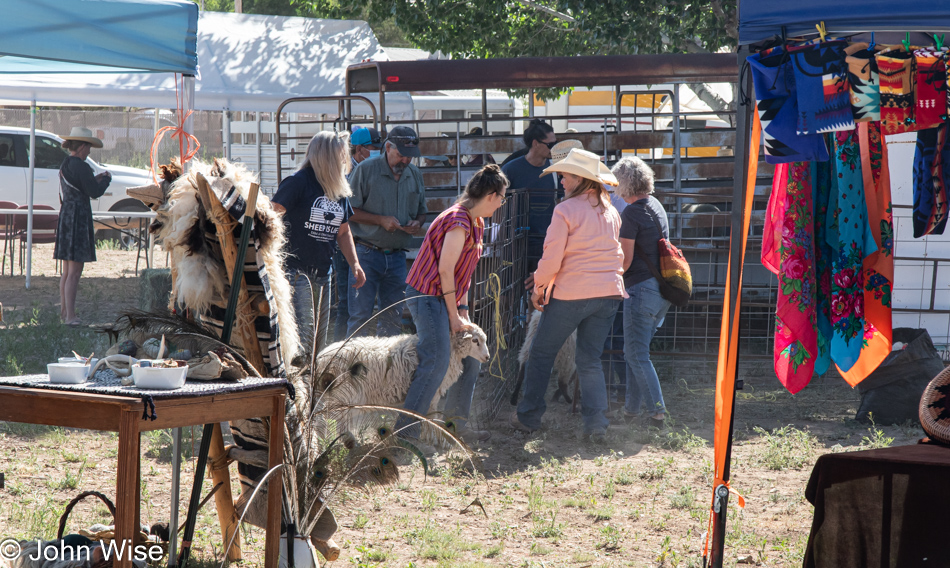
[878,46,919,134]
[748,47,830,164]
[912,124,950,237]
[765,162,820,394]
[827,128,878,372]
[790,40,854,135]
[812,159,834,376]
[913,47,949,130]
[845,43,881,123]
[839,121,894,386]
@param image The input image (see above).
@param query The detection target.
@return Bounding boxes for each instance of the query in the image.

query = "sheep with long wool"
[514,308,577,403]
[313,325,491,435]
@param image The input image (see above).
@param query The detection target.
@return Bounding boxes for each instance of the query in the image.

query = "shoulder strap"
[634,238,665,282]
[641,197,665,237]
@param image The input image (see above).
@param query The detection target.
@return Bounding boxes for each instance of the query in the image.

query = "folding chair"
[16,204,60,275]
[0,200,18,276]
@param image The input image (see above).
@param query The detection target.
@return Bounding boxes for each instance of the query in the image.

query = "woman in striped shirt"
[399,164,509,446]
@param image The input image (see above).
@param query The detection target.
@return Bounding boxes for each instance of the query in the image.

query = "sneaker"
[457,427,492,444]
[587,429,608,444]
[645,416,667,430]
[508,411,537,433]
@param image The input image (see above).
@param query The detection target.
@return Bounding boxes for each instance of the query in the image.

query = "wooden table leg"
[264,394,285,568]
[115,409,140,568]
[208,423,242,561]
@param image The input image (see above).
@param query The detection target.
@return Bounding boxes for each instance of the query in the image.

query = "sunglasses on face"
[540,140,557,149]
[389,135,419,146]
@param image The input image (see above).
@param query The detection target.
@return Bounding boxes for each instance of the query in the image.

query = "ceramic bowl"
[58,357,99,376]
[47,363,91,384]
[132,363,188,390]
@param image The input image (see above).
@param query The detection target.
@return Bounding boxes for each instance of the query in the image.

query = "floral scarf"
[763,162,820,393]
[839,121,894,386]
[827,128,878,372]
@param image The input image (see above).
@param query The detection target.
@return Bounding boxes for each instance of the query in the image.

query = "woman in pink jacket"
[510,149,626,443]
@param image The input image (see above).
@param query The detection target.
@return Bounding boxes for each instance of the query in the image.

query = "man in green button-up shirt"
[346,125,428,336]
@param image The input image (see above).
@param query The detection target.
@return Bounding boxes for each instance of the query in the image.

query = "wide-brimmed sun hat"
[550,140,584,163]
[541,148,618,186]
[61,126,103,148]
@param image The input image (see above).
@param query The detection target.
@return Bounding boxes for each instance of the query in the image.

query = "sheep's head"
[454,324,490,363]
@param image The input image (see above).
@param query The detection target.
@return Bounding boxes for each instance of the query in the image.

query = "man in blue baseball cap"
[348,127,382,175]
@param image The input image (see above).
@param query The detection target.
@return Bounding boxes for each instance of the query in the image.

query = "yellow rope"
[487,273,507,380]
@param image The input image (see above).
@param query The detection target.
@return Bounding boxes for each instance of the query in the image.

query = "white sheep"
[313,325,491,434]
[514,309,577,403]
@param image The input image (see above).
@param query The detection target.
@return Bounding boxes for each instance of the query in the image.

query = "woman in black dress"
[54,127,111,326]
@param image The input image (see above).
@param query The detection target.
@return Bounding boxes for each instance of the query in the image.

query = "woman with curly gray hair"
[612,156,671,429]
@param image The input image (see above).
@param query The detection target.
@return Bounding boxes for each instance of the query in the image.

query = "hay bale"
[139,268,173,313]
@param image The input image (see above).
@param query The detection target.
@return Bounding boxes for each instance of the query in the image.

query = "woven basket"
[58,491,116,539]
[919,365,950,444]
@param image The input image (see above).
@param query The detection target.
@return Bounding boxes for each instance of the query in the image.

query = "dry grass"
[0,245,924,567]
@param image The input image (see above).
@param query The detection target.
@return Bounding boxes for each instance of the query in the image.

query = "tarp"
[0,11,411,116]
[738,1,950,44]
[0,0,198,74]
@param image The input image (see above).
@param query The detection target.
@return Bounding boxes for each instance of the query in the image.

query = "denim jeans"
[346,244,407,337]
[396,285,482,439]
[517,296,621,433]
[331,248,350,342]
[623,278,671,417]
[288,269,332,360]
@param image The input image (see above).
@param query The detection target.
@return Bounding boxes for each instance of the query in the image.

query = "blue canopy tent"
[0,0,198,288]
[709,4,950,567]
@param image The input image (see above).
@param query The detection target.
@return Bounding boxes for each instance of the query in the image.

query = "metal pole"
[481,88,488,134]
[708,44,754,568]
[182,76,196,173]
[168,427,182,568]
[671,84,683,239]
[256,112,263,178]
[224,108,232,161]
[25,100,36,289]
[528,88,535,116]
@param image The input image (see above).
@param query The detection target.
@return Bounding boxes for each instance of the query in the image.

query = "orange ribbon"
[150,73,201,184]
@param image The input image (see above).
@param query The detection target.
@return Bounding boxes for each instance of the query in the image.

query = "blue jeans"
[346,244,407,337]
[623,278,671,417]
[517,296,621,433]
[331,248,350,342]
[396,285,482,439]
[288,269,332,360]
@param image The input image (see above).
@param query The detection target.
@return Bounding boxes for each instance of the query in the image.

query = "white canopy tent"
[0,11,412,116]
[0,0,199,289]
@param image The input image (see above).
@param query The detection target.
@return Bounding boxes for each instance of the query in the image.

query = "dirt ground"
[0,244,927,568]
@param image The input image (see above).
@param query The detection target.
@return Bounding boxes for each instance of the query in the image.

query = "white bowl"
[58,357,99,376]
[47,363,90,384]
[132,363,188,390]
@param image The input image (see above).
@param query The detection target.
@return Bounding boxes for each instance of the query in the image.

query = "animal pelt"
[313,325,491,438]
[514,308,577,404]
[149,158,299,366]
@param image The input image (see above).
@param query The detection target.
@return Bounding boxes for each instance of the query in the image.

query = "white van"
[0,126,153,242]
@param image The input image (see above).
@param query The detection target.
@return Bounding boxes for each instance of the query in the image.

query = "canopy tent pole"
[183,75,196,172]
[25,100,36,289]
[707,44,756,568]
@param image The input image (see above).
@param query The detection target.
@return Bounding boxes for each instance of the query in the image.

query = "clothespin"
[815,21,827,43]
[935,34,945,51]
[902,32,912,52]
[868,32,876,52]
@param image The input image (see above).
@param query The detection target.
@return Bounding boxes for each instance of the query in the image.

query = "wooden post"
[193,173,267,375]
[208,423,242,561]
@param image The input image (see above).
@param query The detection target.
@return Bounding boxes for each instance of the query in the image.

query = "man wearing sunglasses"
[347,125,428,337]
[501,118,558,272]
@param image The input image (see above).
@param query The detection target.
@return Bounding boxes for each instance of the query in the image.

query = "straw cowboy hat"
[61,126,103,148]
[550,140,584,163]
[541,148,618,186]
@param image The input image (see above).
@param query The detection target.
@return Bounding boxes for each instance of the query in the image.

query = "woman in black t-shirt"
[613,157,672,429]
[272,131,366,361]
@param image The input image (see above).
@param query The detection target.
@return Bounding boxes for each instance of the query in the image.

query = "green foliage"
[753,425,817,470]
[860,416,895,449]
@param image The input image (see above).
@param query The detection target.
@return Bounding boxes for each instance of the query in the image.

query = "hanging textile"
[845,43,881,123]
[827,128,878,372]
[749,46,830,164]
[812,159,834,376]
[912,124,950,237]
[913,47,949,130]
[765,162,820,393]
[839,121,894,386]
[790,40,855,135]
[878,46,919,134]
